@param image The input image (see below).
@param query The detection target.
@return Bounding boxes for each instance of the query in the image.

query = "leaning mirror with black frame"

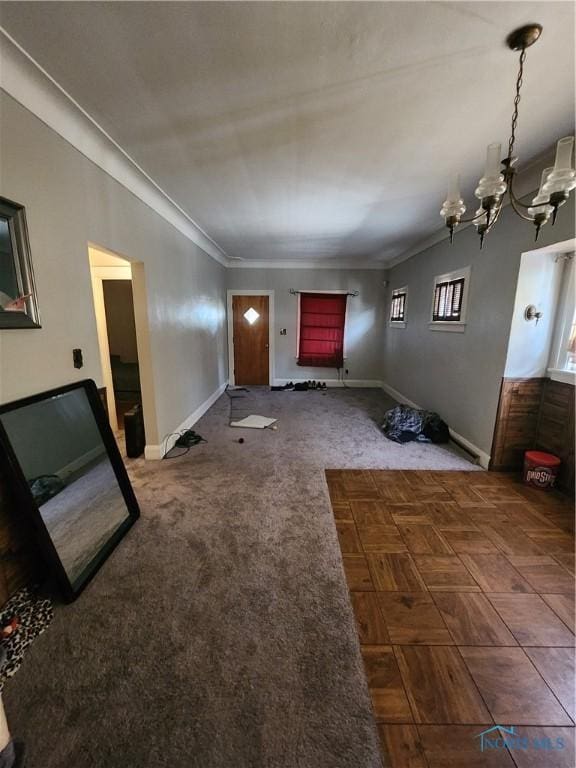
[0,380,139,601]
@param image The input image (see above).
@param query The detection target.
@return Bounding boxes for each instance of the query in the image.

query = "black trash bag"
[382,405,449,444]
[28,475,65,505]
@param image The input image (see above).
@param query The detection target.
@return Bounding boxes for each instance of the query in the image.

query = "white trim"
[547,368,576,385]
[380,380,490,469]
[144,380,228,460]
[430,265,471,329]
[227,259,385,270]
[0,28,229,267]
[274,378,383,388]
[428,322,466,333]
[227,290,275,387]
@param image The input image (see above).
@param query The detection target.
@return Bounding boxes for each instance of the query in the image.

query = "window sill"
[428,322,466,333]
[547,368,576,385]
[389,321,406,329]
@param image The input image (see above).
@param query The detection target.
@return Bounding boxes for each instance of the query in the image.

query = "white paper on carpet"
[230,415,277,429]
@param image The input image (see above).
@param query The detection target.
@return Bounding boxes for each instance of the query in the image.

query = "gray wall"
[0,93,228,445]
[382,199,575,456]
[227,267,387,382]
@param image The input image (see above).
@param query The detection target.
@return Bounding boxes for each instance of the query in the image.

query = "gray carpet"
[4,388,479,768]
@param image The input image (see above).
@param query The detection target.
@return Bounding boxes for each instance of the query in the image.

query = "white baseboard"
[56,445,105,481]
[380,380,491,469]
[273,378,383,388]
[145,380,228,460]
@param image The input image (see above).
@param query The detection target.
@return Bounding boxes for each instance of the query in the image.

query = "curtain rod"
[289,289,359,297]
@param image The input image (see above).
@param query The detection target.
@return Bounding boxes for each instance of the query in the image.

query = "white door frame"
[90,264,132,431]
[227,289,275,386]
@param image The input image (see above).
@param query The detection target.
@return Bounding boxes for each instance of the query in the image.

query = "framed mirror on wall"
[0,196,41,329]
[0,380,140,601]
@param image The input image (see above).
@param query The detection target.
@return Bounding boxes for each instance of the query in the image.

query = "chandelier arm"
[508,190,537,222]
[457,210,489,224]
[507,171,543,210]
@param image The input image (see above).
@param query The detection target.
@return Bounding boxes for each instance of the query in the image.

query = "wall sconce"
[524,304,543,324]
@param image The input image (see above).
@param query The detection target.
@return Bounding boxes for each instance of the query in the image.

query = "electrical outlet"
[345,368,349,375]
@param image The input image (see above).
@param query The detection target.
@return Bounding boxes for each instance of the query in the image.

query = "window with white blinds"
[430,267,470,329]
[390,288,407,323]
[433,277,465,321]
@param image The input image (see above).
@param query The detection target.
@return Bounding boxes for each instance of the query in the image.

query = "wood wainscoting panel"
[490,377,575,495]
[536,378,575,494]
[490,377,544,471]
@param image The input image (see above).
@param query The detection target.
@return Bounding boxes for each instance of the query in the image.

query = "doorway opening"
[88,246,158,455]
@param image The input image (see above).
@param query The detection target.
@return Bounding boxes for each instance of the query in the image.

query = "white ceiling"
[0,1,574,265]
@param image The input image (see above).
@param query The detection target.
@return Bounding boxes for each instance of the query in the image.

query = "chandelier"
[441,24,575,248]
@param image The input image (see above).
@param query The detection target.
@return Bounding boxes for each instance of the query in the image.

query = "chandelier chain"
[507,48,526,162]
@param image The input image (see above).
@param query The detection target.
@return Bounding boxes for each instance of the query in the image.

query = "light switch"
[280,328,287,335]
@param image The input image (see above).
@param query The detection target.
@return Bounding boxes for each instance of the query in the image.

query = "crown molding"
[0,28,230,267]
[227,258,386,270]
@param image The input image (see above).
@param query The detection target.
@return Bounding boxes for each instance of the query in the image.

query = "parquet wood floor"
[326,470,575,768]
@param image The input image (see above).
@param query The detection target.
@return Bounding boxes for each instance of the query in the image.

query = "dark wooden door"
[232,295,269,385]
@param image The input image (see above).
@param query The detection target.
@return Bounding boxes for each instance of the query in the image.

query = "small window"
[433,278,464,321]
[389,287,407,326]
[430,267,470,330]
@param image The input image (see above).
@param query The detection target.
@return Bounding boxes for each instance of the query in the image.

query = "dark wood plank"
[331,501,354,521]
[433,592,518,646]
[425,503,479,531]
[350,500,396,526]
[541,594,575,633]
[554,553,575,576]
[377,592,454,645]
[350,592,390,644]
[506,556,574,594]
[525,530,575,554]
[442,529,499,554]
[418,725,516,767]
[460,646,573,725]
[362,645,414,723]
[378,724,429,768]
[398,525,454,555]
[459,554,534,593]
[504,726,575,768]
[478,521,546,556]
[487,593,575,647]
[395,645,491,724]
[335,520,362,553]
[413,555,481,592]
[524,647,575,721]
[495,501,559,530]
[357,524,408,553]
[367,554,427,592]
[342,554,374,591]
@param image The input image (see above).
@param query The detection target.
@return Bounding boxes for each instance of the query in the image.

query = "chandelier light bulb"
[474,143,507,202]
[542,137,576,197]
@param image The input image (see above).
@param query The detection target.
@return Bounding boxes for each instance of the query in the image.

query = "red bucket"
[523,450,561,490]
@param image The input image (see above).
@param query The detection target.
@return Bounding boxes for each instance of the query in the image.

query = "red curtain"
[298,293,347,368]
